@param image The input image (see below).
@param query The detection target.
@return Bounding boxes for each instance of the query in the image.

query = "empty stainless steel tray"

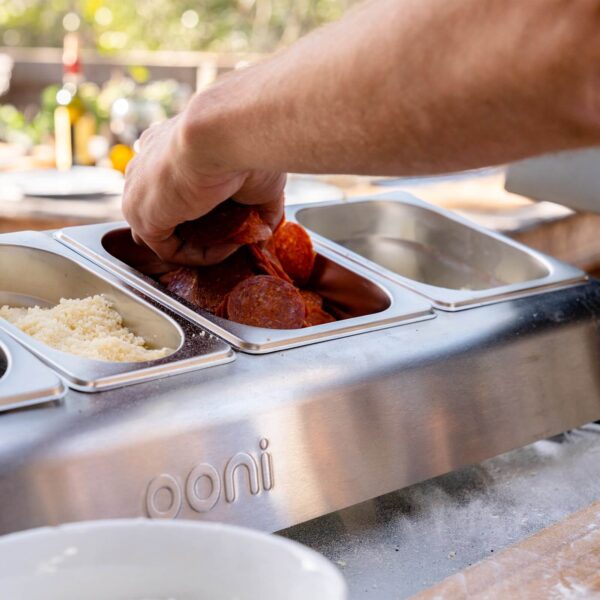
[289,192,586,309]
[56,222,435,353]
[0,231,234,391]
[0,331,66,412]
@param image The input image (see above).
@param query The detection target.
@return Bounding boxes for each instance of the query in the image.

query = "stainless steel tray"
[56,223,435,354]
[0,330,66,412]
[1,280,599,537]
[0,231,234,391]
[288,192,586,310]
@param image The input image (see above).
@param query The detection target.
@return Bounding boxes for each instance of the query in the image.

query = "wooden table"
[413,501,600,599]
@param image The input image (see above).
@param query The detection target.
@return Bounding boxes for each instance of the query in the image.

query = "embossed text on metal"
[145,439,274,519]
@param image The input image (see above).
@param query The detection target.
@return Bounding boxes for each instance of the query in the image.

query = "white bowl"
[0,519,347,600]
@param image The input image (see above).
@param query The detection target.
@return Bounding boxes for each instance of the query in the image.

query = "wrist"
[178,73,255,176]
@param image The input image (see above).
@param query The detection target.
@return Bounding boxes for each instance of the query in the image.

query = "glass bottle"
[54,32,96,170]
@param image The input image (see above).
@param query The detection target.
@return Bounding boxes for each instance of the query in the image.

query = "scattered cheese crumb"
[0,295,172,363]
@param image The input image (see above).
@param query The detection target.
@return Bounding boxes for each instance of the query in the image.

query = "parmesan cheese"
[0,295,172,362]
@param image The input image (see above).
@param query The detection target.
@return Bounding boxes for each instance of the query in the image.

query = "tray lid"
[0,331,66,412]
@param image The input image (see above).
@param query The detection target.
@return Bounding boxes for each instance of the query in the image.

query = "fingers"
[256,196,285,231]
[130,209,241,266]
[137,126,154,151]
[122,111,287,266]
[177,242,240,266]
[232,171,287,230]
[139,233,185,267]
[124,152,240,256]
[143,236,239,266]
[131,230,145,247]
[122,124,184,259]
[233,171,286,206]
[122,118,185,264]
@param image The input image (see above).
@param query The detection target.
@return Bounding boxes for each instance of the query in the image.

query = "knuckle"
[139,126,154,144]
[124,155,138,177]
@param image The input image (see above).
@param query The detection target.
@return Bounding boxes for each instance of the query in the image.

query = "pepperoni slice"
[250,244,293,284]
[304,307,336,327]
[156,204,338,329]
[214,296,229,318]
[300,290,324,312]
[273,221,316,285]
[161,267,198,304]
[177,200,271,248]
[300,290,335,326]
[227,275,305,329]
[163,248,255,313]
[229,210,272,245]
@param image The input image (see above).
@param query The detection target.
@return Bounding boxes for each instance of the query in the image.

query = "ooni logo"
[145,438,274,519]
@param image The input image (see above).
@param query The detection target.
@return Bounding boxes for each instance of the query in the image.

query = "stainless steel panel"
[0,331,66,412]
[0,281,598,536]
[0,231,234,391]
[289,193,586,309]
[56,223,435,354]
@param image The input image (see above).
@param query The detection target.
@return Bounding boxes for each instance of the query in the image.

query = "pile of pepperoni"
[158,200,336,329]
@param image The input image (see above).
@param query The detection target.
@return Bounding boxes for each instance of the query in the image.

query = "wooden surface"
[412,501,600,599]
[511,211,600,273]
[0,216,100,233]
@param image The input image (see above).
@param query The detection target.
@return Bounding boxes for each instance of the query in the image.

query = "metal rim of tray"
[0,331,66,412]
[55,223,436,354]
[286,192,587,311]
[0,231,235,392]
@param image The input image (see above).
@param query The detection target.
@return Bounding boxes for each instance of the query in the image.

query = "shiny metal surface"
[0,331,66,412]
[56,223,435,354]
[290,193,586,310]
[0,280,599,536]
[0,231,234,391]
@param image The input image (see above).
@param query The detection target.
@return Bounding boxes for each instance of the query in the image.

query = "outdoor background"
[0,0,356,156]
[0,0,354,53]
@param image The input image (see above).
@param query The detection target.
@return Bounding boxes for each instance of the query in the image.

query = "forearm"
[183,0,600,176]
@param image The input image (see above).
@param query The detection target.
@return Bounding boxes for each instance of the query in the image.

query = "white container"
[0,520,347,600]
[505,147,600,214]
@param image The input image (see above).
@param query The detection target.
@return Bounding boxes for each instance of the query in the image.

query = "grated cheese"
[0,295,172,362]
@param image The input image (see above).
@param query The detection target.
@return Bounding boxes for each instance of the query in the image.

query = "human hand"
[122,110,285,266]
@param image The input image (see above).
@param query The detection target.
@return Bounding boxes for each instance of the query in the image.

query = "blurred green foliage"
[0,0,355,53]
[0,76,190,146]
[0,82,96,146]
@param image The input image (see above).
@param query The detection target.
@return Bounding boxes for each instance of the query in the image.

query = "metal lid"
[0,332,66,412]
